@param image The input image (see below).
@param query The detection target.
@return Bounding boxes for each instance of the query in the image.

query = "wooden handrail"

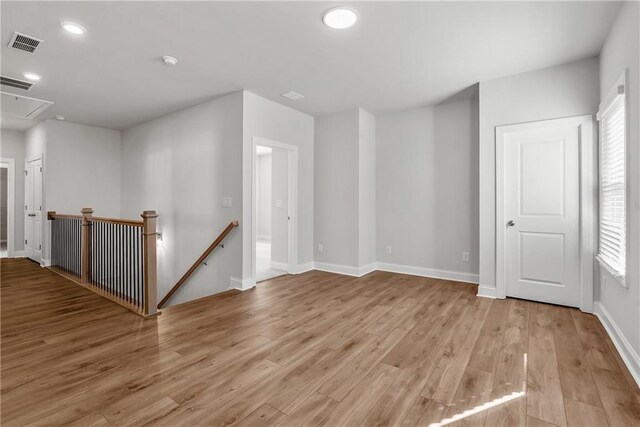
[158,221,239,309]
[48,212,82,220]
[89,216,144,227]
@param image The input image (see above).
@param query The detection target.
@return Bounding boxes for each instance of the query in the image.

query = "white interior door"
[501,121,581,307]
[24,157,43,263]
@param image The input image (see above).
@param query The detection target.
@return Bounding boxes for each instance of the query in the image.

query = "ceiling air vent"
[281,90,305,101]
[8,32,43,54]
[0,75,34,91]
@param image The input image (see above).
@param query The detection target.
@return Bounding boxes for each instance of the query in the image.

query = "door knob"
[507,220,515,227]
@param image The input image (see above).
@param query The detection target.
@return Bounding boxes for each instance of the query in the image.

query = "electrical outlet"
[222,197,232,208]
[462,252,469,262]
[386,245,392,254]
[276,199,283,208]
[317,243,323,253]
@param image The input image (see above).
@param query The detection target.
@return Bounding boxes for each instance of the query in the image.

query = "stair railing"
[48,208,158,317]
[157,221,239,309]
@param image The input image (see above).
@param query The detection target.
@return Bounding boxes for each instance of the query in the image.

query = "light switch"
[222,197,232,208]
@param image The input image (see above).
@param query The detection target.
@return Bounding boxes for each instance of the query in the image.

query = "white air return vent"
[281,90,305,101]
[1,91,53,119]
[1,75,34,91]
[8,31,43,54]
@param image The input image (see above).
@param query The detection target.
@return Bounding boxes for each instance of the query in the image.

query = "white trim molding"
[313,262,375,277]
[41,258,51,267]
[295,261,314,274]
[230,277,256,291]
[312,261,478,283]
[477,285,498,299]
[594,301,640,387]
[376,262,478,284]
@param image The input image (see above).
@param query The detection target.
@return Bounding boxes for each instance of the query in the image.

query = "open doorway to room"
[252,137,299,284]
[1,166,7,258]
[0,158,15,259]
[255,144,289,282]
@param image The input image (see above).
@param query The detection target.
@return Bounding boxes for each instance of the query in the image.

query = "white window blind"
[597,81,626,280]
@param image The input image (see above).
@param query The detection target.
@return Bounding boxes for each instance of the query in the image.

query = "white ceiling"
[0,1,621,131]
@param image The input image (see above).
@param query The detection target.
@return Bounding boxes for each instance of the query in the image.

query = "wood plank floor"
[2,258,640,426]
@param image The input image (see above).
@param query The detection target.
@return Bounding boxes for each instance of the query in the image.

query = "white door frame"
[0,158,15,257]
[496,115,596,312]
[251,136,298,283]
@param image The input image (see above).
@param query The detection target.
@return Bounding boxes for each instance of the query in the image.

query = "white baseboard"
[295,261,314,274]
[313,262,376,277]
[311,261,475,282]
[594,301,640,387]
[477,285,498,299]
[230,276,255,291]
[269,261,289,271]
[8,250,25,258]
[376,262,479,284]
[41,258,51,267]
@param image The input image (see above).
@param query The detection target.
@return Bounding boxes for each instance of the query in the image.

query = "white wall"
[314,110,360,267]
[45,120,121,217]
[242,91,315,281]
[597,1,640,366]
[25,122,46,161]
[315,108,377,272]
[121,92,244,306]
[256,152,272,238]
[24,120,122,263]
[1,129,26,252]
[376,96,479,279]
[358,109,376,267]
[271,148,288,265]
[478,57,600,295]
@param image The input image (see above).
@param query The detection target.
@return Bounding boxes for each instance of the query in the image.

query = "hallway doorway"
[255,145,288,282]
[252,137,298,285]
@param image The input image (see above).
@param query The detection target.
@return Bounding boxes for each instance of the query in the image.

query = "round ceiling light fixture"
[60,21,86,35]
[162,56,178,66]
[323,7,358,29]
[23,72,42,82]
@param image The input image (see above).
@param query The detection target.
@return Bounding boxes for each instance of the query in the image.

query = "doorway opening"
[255,144,288,282]
[1,166,8,257]
[0,158,15,259]
[252,137,298,285]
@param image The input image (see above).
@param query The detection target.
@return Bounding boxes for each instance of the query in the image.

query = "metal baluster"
[117,224,122,299]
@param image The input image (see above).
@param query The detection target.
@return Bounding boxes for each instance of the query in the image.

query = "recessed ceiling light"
[55,115,65,121]
[60,21,86,35]
[23,72,41,82]
[323,7,358,29]
[162,56,178,66]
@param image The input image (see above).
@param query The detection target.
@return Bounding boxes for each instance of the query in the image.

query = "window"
[596,74,626,284]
